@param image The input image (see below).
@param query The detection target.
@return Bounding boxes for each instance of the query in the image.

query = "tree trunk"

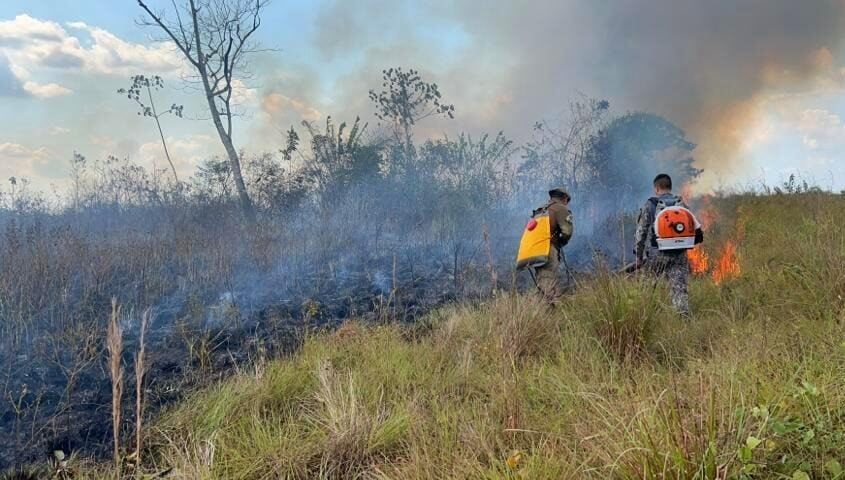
[189,0,255,223]
[205,99,255,222]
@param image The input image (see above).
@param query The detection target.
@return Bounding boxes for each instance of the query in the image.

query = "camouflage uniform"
[535,195,574,304]
[535,244,563,303]
[635,193,690,315]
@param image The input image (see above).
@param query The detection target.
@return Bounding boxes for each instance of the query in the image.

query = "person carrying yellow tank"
[516,188,573,305]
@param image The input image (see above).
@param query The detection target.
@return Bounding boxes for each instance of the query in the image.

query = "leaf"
[826,460,843,477]
[739,446,752,463]
[802,429,815,444]
[801,380,819,396]
[751,406,769,418]
[772,419,802,435]
[746,436,762,450]
[791,470,810,480]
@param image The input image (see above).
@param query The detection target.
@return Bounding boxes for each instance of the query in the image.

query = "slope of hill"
[14,192,845,479]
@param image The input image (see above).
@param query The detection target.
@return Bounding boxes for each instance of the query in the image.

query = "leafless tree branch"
[137,0,271,221]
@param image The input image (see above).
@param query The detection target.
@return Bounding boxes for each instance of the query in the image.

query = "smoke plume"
[298,0,845,188]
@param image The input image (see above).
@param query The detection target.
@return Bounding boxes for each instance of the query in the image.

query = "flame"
[680,184,712,276]
[675,185,742,283]
[712,240,741,284]
[687,245,709,274]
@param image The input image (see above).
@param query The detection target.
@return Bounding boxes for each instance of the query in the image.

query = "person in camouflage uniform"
[634,174,692,315]
[535,188,574,305]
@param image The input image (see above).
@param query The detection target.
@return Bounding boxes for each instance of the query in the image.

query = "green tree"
[368,67,454,167]
[586,112,700,209]
[301,116,380,192]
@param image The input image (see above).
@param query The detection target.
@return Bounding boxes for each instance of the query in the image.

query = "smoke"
[299,0,845,188]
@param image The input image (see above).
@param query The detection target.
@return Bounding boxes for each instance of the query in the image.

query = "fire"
[677,183,742,283]
[687,245,709,274]
[712,240,741,284]
[681,184,713,276]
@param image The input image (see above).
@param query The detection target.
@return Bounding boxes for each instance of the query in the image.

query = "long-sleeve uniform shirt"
[546,198,573,251]
[634,192,689,262]
[634,192,692,315]
[534,197,574,304]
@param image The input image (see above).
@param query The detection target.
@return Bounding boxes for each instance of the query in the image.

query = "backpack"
[650,195,702,251]
[516,204,552,270]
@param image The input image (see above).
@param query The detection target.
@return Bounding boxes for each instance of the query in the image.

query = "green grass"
[79,193,845,479]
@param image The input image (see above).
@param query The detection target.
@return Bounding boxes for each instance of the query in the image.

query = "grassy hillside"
[33,193,845,479]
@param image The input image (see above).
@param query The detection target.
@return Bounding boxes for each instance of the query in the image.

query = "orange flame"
[712,240,741,284]
[687,245,709,274]
[680,184,713,276]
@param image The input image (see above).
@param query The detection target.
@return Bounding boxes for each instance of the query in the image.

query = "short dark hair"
[653,173,672,190]
[549,189,571,202]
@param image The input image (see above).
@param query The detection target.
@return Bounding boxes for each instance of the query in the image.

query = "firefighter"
[535,187,574,304]
[634,173,700,316]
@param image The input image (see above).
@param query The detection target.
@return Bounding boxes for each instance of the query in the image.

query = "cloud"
[231,79,258,106]
[23,80,71,97]
[0,142,48,158]
[40,47,84,68]
[0,14,183,77]
[1,44,71,99]
[82,25,184,75]
[49,126,70,135]
[0,55,25,96]
[0,14,64,42]
[0,142,52,178]
[798,108,841,131]
[138,134,219,177]
[261,92,322,123]
[794,108,845,152]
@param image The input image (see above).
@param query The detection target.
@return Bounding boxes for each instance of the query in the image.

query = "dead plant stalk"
[107,298,124,470]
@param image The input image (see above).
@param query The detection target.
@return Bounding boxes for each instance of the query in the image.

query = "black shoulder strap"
[532,201,553,217]
[646,197,660,214]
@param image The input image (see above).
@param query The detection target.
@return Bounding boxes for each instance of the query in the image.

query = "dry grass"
[106,299,124,471]
[134,308,151,466]
[7,192,844,479]
[91,192,839,480]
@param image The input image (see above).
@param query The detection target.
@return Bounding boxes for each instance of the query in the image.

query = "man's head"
[653,174,672,195]
[548,187,571,205]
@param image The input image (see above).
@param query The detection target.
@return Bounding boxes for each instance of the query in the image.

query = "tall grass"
[135,308,150,465]
[106,299,124,471]
[15,192,845,479]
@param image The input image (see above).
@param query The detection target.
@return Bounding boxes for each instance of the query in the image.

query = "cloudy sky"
[1,0,844,193]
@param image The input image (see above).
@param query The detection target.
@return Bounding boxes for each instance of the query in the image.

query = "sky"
[1,0,844,194]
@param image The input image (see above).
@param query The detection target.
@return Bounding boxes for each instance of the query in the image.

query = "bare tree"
[519,97,610,195]
[137,0,269,221]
